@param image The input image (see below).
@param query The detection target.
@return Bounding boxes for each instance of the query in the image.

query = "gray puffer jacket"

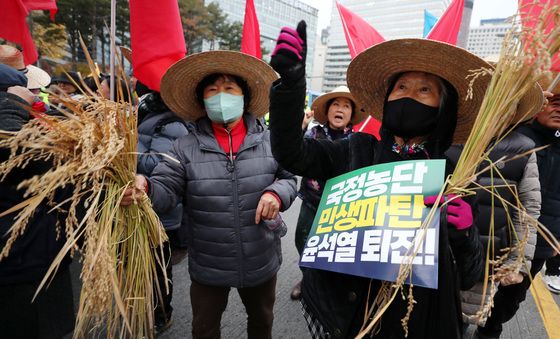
[148,114,297,288]
[448,131,540,325]
[137,110,190,230]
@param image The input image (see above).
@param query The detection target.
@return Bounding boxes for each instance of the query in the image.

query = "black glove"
[270,20,307,87]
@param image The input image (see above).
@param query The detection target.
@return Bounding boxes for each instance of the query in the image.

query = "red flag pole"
[109,0,116,101]
[357,116,371,132]
[548,73,560,92]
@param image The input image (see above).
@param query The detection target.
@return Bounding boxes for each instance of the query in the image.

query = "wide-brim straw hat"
[483,55,544,122]
[540,72,560,95]
[161,51,278,121]
[311,86,366,126]
[0,45,51,89]
[347,38,494,145]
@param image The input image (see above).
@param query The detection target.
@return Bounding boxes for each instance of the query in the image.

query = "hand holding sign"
[301,159,446,289]
[424,194,473,239]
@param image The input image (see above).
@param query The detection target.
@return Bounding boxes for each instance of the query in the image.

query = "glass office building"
[322,0,451,92]
[204,0,318,86]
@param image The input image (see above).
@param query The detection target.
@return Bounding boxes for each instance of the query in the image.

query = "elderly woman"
[269,22,487,338]
[291,86,363,300]
[121,51,297,339]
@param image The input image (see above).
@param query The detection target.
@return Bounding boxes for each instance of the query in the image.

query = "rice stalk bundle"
[357,2,560,337]
[0,79,168,338]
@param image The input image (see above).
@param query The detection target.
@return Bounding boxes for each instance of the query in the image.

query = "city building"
[322,0,452,92]
[310,27,329,92]
[204,0,318,87]
[466,18,510,59]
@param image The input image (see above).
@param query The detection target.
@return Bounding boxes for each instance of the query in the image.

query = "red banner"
[336,1,385,59]
[426,0,464,45]
[241,0,262,58]
[23,0,57,20]
[519,0,560,71]
[0,0,38,65]
[129,0,186,91]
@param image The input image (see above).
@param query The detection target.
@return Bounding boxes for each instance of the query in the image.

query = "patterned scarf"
[391,141,429,158]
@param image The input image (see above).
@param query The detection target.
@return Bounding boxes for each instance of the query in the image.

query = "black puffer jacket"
[0,92,71,284]
[269,80,484,339]
[519,120,560,258]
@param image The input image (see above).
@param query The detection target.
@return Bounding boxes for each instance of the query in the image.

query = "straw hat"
[483,55,544,122]
[311,86,366,125]
[160,51,278,121]
[0,45,51,89]
[539,72,560,95]
[347,39,493,144]
[120,46,132,63]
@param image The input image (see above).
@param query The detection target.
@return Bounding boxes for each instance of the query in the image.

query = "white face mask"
[203,92,244,124]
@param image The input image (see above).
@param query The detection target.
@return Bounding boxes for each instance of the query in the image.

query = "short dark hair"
[195,73,251,113]
[101,75,131,103]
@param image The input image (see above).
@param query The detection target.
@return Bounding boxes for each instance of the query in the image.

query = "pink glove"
[424,194,473,231]
[270,21,307,87]
[271,27,304,60]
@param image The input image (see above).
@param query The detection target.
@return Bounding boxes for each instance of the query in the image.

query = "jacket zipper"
[226,129,244,287]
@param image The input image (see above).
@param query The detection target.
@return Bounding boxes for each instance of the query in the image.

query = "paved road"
[158,196,551,339]
[69,195,554,338]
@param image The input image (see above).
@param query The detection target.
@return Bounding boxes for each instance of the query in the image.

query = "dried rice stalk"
[0,55,167,338]
[357,2,560,337]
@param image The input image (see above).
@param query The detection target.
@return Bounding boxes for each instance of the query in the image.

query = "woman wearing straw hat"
[290,86,361,300]
[121,50,297,339]
[268,21,487,338]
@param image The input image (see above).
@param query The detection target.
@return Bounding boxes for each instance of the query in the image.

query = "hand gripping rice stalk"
[0,54,168,338]
[357,1,560,337]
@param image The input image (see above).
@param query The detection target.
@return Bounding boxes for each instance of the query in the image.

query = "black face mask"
[383,97,439,139]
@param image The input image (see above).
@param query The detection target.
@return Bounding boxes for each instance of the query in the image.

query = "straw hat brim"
[120,46,132,63]
[539,72,560,95]
[347,39,493,145]
[25,65,51,89]
[311,91,366,126]
[0,45,25,70]
[484,58,543,122]
[517,81,544,121]
[160,51,278,121]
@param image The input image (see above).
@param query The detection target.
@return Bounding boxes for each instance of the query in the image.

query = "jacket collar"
[194,114,264,153]
[531,120,560,146]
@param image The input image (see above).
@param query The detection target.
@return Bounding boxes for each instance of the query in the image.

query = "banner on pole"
[300,159,445,289]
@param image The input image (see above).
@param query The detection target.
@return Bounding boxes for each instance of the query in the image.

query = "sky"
[300,0,520,34]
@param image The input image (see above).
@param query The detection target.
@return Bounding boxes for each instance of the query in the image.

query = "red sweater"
[211,120,247,158]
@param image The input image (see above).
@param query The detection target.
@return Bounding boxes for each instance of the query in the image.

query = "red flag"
[336,1,385,59]
[354,116,381,139]
[23,0,57,21]
[0,0,38,65]
[519,0,560,71]
[129,0,186,91]
[241,0,261,58]
[426,0,464,45]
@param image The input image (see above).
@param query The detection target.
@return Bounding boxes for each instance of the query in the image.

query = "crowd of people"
[0,17,559,339]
